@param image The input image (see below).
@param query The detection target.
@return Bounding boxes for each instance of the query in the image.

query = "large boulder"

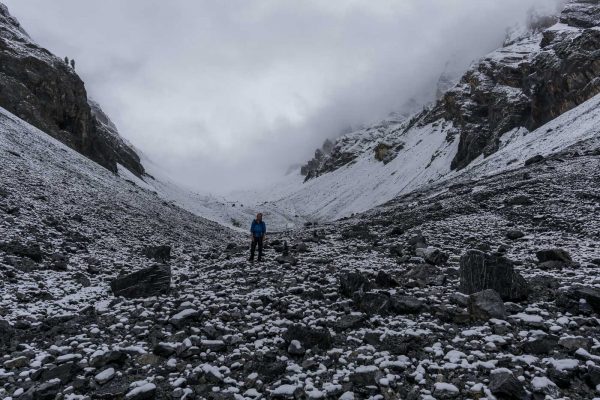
[459,250,529,301]
[568,286,600,313]
[468,289,506,320]
[110,265,171,298]
[489,371,527,400]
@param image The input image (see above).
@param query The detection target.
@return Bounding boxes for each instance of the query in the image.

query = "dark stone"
[408,232,427,250]
[23,379,62,400]
[536,248,572,263]
[89,350,128,368]
[283,324,332,350]
[571,286,600,313]
[153,343,176,357]
[110,265,171,298]
[522,335,559,355]
[418,247,449,266]
[341,224,373,240]
[389,295,425,315]
[0,319,15,353]
[0,240,43,262]
[275,255,298,265]
[389,245,403,257]
[587,365,600,387]
[349,366,383,387]
[333,314,366,331]
[142,245,171,263]
[504,195,533,206]
[339,272,373,297]
[50,253,68,271]
[459,250,529,301]
[375,270,399,288]
[469,289,506,320]
[524,154,545,166]
[405,264,445,287]
[506,230,525,240]
[489,371,527,400]
[245,353,287,383]
[38,362,81,384]
[356,291,390,315]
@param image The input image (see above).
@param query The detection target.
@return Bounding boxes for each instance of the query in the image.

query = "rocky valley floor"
[1,110,600,400]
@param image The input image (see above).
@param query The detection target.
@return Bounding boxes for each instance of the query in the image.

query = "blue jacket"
[251,220,266,238]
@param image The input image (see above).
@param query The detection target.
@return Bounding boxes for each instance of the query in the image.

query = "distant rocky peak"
[561,0,600,28]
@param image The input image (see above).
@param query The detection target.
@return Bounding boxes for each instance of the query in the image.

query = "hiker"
[249,213,266,262]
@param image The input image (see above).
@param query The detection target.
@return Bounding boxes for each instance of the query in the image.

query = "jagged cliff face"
[0,3,144,176]
[432,0,600,170]
[301,0,600,179]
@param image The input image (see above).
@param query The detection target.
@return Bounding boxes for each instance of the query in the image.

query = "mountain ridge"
[0,2,145,177]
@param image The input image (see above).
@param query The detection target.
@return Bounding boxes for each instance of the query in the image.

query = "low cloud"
[5,0,562,193]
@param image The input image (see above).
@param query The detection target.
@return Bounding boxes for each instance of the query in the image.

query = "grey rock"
[506,230,525,240]
[142,245,171,263]
[459,250,529,301]
[89,350,128,368]
[339,272,373,297]
[489,371,527,400]
[522,335,559,355]
[469,289,506,320]
[110,265,171,298]
[536,248,572,263]
[524,154,545,166]
[389,295,425,315]
[283,324,332,350]
[287,339,305,356]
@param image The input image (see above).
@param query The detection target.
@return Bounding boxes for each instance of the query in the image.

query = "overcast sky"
[4,0,561,194]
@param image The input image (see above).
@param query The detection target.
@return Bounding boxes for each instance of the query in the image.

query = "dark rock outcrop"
[110,265,171,298]
[0,4,144,176]
[459,250,529,301]
[428,0,600,170]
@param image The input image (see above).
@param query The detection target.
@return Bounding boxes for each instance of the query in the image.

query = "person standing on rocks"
[249,213,267,262]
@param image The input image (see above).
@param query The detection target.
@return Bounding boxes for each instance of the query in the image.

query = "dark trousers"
[250,236,264,261]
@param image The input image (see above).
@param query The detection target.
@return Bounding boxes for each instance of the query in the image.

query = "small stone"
[95,367,115,384]
[287,340,305,356]
[506,230,525,240]
[3,355,28,369]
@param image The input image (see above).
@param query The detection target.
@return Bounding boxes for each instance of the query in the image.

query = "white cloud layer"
[4,0,562,193]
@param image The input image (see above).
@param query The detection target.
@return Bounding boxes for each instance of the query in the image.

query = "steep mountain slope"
[268,0,600,224]
[0,3,144,176]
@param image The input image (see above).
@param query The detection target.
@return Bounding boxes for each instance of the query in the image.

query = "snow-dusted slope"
[234,12,600,227]
[246,91,600,225]
[128,91,599,232]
